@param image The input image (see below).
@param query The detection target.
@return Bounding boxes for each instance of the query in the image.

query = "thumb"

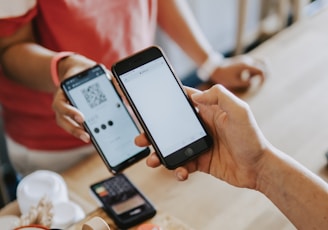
[191,84,247,115]
[191,84,228,106]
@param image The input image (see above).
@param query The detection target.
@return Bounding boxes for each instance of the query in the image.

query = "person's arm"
[0,22,57,92]
[257,146,328,229]
[157,0,267,90]
[0,22,96,93]
[0,1,58,91]
[157,0,211,68]
[136,85,328,229]
[0,20,95,142]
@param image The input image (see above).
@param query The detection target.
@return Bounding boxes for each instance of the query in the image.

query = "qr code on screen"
[82,83,107,108]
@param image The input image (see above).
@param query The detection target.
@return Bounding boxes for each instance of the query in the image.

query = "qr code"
[82,83,107,108]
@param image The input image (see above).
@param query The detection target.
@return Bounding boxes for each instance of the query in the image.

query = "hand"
[135,85,269,189]
[52,54,97,143]
[210,55,268,91]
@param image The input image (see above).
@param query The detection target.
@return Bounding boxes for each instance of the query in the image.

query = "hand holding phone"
[90,174,156,229]
[111,46,212,169]
[61,65,150,173]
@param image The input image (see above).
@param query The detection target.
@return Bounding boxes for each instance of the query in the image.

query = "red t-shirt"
[0,0,157,150]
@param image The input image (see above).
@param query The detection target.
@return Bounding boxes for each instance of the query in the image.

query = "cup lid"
[52,201,85,229]
[17,170,69,214]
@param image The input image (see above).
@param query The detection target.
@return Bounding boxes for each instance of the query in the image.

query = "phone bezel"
[111,46,212,169]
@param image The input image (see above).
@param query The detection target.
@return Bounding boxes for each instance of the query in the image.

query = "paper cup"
[16,170,69,214]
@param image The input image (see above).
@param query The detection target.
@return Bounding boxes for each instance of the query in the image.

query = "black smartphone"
[111,46,213,169]
[61,65,150,174]
[90,174,156,229]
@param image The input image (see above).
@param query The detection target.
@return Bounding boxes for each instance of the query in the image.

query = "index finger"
[52,88,85,124]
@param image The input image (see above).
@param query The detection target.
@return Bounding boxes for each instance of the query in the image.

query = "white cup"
[51,201,85,229]
[16,170,69,214]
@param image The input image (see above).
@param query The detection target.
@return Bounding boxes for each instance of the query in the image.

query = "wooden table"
[2,7,328,230]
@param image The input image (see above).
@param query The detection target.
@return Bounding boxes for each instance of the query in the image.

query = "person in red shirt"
[0,0,267,176]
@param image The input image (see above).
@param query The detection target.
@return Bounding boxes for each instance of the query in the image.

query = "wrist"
[50,51,75,87]
[196,52,224,82]
[255,146,286,193]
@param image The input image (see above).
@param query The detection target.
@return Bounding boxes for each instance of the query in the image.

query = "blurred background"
[156,0,328,86]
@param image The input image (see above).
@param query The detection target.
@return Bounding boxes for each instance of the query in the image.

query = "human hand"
[209,55,268,91]
[52,54,97,143]
[135,85,269,189]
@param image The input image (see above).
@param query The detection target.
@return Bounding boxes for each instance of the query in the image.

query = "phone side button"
[184,148,194,157]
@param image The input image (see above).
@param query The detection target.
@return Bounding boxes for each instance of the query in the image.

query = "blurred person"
[0,0,266,176]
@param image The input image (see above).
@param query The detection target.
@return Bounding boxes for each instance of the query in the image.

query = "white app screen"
[120,57,206,157]
[67,69,144,167]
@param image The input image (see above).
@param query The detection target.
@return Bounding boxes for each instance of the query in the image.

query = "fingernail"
[240,70,250,82]
[74,115,84,124]
[191,92,202,102]
[176,171,185,181]
[80,133,89,143]
[150,153,157,160]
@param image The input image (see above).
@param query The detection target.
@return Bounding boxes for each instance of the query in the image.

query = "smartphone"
[90,174,156,229]
[61,65,150,174]
[111,46,212,169]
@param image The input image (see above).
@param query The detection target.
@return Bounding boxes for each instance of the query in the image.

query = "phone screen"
[112,46,212,169]
[120,57,207,157]
[61,65,149,173]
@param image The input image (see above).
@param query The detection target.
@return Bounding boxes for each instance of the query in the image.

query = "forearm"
[157,0,214,66]
[257,146,328,229]
[1,42,56,92]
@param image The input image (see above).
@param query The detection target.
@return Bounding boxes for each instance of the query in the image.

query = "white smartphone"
[61,65,150,173]
[111,46,212,169]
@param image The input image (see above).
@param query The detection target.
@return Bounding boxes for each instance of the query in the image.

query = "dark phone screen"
[61,66,148,169]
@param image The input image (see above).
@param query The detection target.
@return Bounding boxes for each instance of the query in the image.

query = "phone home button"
[184,148,194,157]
